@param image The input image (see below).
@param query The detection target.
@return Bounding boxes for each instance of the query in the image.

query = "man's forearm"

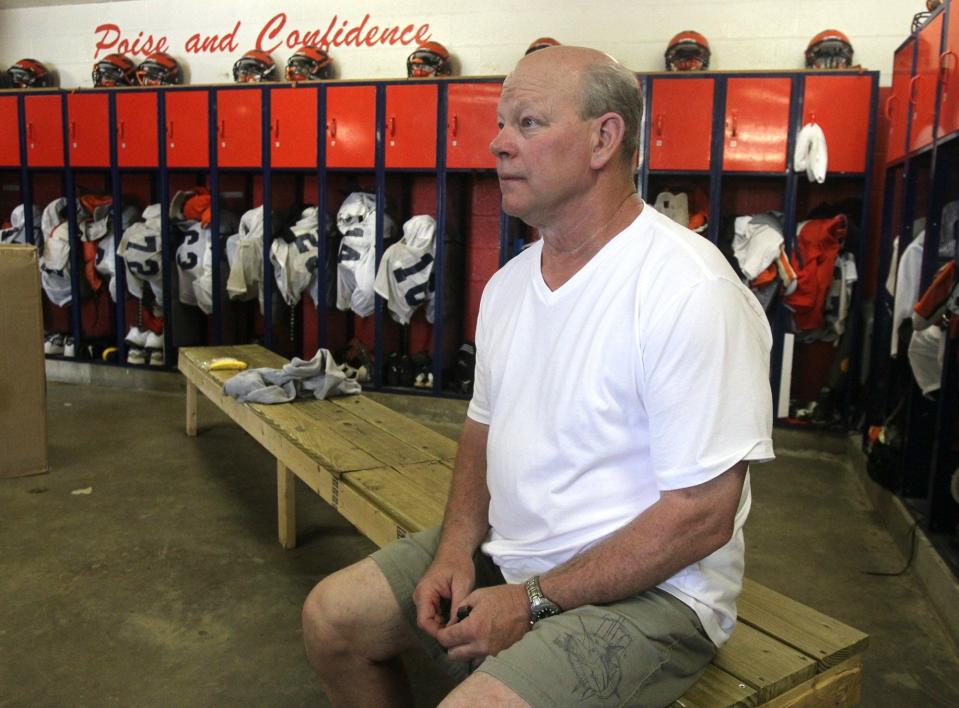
[540,463,748,611]
[436,417,491,559]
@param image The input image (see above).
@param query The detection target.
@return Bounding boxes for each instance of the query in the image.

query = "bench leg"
[277,461,297,549]
[185,381,198,437]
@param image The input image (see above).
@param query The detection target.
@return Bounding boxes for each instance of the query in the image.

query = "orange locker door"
[271,87,318,168]
[326,85,376,168]
[166,90,209,168]
[0,96,20,166]
[447,83,500,169]
[385,84,437,168]
[217,89,262,168]
[802,75,873,173]
[67,93,110,167]
[887,39,915,164]
[24,94,63,167]
[116,92,158,168]
[910,11,944,152]
[938,0,959,139]
[648,78,713,171]
[723,77,791,172]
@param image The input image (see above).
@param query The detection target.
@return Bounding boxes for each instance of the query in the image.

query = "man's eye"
[521,117,537,128]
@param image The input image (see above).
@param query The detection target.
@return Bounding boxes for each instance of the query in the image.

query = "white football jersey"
[1,204,41,245]
[226,206,265,305]
[336,192,376,235]
[272,206,320,307]
[118,204,163,304]
[193,233,215,315]
[95,233,117,301]
[92,204,142,302]
[40,221,73,306]
[224,205,288,320]
[39,198,77,305]
[307,212,338,308]
[374,215,437,324]
[41,198,68,240]
[174,220,207,308]
[335,192,396,317]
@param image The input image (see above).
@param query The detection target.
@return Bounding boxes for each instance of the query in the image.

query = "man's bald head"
[509,46,643,167]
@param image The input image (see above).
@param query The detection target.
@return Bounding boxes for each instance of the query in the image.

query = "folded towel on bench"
[222,348,362,403]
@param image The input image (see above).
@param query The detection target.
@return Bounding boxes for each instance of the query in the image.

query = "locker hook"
[941,50,957,81]
[884,94,897,120]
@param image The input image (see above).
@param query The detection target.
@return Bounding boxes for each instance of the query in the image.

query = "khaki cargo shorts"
[371,526,717,707]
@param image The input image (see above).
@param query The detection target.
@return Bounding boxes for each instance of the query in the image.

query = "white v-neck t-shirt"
[467,203,775,646]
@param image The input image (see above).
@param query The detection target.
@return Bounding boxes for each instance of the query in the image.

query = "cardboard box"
[0,245,48,477]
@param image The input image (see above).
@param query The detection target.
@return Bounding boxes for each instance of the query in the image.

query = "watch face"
[530,599,561,621]
[525,576,562,624]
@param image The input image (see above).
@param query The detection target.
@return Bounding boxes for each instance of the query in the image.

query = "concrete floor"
[2,380,959,707]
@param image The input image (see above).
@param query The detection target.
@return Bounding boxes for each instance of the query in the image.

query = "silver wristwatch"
[524,575,562,625]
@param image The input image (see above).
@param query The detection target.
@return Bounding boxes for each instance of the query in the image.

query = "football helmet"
[805,29,854,69]
[7,58,53,88]
[92,53,136,87]
[286,45,333,81]
[136,52,182,86]
[912,0,943,33]
[525,37,561,55]
[406,41,452,78]
[665,31,711,71]
[233,49,277,83]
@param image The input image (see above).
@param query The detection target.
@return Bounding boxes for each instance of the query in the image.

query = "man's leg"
[440,672,529,707]
[302,557,419,706]
[470,588,715,706]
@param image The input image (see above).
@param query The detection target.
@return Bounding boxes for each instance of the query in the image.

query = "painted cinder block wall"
[0,0,925,87]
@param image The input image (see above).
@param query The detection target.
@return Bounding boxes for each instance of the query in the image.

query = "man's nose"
[489,125,513,159]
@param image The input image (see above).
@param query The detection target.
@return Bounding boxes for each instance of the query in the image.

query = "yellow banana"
[203,357,248,371]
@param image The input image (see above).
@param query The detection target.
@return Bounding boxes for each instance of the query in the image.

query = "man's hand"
[413,552,477,641]
[436,583,530,663]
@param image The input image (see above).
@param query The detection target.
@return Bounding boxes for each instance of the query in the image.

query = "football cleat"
[126,347,147,365]
[44,333,65,355]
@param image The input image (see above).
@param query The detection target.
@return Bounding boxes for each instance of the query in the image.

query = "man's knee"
[302,557,415,664]
[302,572,351,658]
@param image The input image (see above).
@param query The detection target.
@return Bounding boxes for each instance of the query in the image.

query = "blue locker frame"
[870,0,959,530]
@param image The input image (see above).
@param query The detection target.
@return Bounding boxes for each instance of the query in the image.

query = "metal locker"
[447,83,500,169]
[385,84,437,168]
[116,92,159,168]
[67,93,110,167]
[326,85,376,169]
[648,77,714,171]
[271,87,318,169]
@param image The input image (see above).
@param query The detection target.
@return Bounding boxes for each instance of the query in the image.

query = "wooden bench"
[179,343,868,707]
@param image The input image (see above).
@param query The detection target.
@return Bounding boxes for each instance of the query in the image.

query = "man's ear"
[589,112,626,169]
